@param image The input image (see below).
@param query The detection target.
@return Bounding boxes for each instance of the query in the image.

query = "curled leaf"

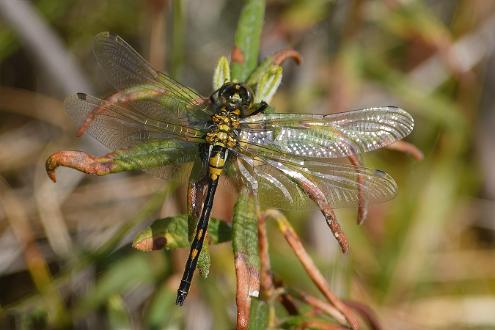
[46,141,196,182]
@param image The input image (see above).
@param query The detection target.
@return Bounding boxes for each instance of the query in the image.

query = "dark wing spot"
[76,93,87,100]
[375,169,387,177]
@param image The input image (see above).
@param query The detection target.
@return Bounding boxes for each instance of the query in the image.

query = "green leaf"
[76,254,155,314]
[213,56,231,90]
[245,56,273,86]
[197,239,211,278]
[232,189,260,327]
[132,214,232,251]
[232,189,260,281]
[145,283,178,329]
[231,0,266,82]
[107,295,132,330]
[254,64,282,103]
[248,298,269,330]
[109,140,197,173]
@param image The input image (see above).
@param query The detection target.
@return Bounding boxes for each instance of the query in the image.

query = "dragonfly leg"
[250,101,268,117]
[76,85,166,136]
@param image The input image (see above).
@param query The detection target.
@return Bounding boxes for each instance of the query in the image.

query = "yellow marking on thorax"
[206,108,240,149]
[218,124,230,132]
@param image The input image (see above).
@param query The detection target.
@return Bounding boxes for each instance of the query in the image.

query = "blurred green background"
[0,0,494,329]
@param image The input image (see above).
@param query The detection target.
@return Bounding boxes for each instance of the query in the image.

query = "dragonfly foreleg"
[248,101,268,117]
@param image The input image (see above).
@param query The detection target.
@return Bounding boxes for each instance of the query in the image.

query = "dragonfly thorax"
[205,108,240,148]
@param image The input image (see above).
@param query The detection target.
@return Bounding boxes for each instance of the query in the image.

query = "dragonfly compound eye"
[218,83,253,110]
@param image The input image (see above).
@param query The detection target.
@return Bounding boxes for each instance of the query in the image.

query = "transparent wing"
[93,32,213,124]
[237,107,414,160]
[230,151,397,210]
[65,93,206,150]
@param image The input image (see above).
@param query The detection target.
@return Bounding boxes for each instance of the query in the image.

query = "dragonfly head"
[216,83,253,114]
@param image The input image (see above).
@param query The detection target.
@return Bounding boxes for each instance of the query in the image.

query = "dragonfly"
[46,32,414,305]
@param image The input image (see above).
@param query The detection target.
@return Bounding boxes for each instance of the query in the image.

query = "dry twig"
[344,300,382,330]
[291,289,347,324]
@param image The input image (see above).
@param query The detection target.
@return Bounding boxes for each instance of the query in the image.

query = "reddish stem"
[272,48,303,66]
[235,254,251,330]
[386,141,424,160]
[264,210,359,329]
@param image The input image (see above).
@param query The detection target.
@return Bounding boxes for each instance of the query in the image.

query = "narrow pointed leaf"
[248,298,269,330]
[254,64,282,103]
[197,238,211,278]
[213,56,231,90]
[233,189,260,328]
[246,57,273,86]
[230,0,265,82]
[233,190,260,279]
